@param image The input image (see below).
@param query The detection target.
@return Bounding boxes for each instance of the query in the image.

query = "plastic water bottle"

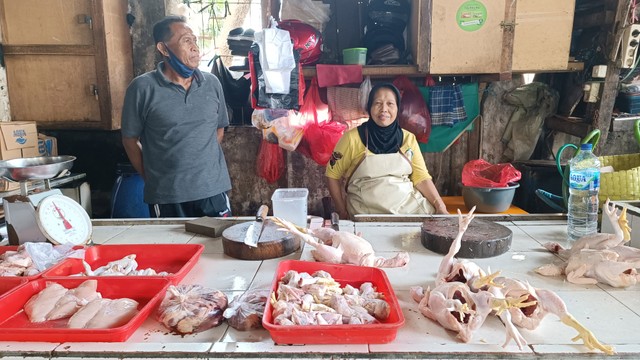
[567,143,600,242]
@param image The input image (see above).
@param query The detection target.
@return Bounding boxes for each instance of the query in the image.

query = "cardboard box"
[419,0,575,74]
[0,121,38,160]
[37,133,58,157]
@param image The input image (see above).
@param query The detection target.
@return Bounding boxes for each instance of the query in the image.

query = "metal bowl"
[0,155,76,181]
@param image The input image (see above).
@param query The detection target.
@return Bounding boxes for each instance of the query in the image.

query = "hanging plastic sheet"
[249,44,304,110]
[210,55,252,125]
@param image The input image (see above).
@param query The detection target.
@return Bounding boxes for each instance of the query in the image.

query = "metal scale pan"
[0,156,91,246]
[0,155,76,195]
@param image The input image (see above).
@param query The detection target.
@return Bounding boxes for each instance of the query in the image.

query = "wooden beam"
[545,115,593,138]
[2,45,95,55]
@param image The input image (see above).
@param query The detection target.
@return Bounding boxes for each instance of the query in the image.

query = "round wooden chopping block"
[222,219,300,260]
[421,218,512,258]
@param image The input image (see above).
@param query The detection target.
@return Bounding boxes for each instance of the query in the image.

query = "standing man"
[121,16,232,217]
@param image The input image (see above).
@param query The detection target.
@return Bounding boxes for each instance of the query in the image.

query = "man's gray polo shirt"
[121,62,231,204]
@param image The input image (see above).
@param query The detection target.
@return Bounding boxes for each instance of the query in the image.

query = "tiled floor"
[1,218,638,359]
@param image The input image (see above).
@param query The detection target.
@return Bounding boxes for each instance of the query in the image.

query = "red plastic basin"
[0,277,170,342]
[262,260,405,344]
[42,244,203,284]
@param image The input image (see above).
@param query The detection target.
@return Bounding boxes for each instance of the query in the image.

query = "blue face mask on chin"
[163,42,195,78]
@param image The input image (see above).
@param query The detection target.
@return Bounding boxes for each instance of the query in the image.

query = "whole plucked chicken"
[544,199,631,259]
[535,201,639,288]
[273,218,409,268]
[472,274,615,355]
[536,248,639,288]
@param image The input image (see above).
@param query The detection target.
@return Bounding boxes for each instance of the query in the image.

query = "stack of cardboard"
[0,126,60,192]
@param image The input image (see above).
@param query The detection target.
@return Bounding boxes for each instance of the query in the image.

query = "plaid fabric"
[429,84,467,126]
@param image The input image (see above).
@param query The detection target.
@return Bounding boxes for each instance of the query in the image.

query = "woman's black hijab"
[357,83,403,154]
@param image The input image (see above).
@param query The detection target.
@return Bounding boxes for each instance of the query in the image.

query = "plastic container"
[0,277,28,300]
[0,277,170,342]
[271,188,309,228]
[567,143,601,242]
[343,47,367,65]
[111,162,150,218]
[462,183,520,213]
[42,244,203,284]
[262,260,404,344]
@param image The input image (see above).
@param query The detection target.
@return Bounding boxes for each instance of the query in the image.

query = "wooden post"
[590,0,633,150]
[499,0,518,81]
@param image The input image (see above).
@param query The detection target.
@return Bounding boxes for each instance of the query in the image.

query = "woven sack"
[599,153,640,201]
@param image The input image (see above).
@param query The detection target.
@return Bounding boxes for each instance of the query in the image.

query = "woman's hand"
[434,204,449,215]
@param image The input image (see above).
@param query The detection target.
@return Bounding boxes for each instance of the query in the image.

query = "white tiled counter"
[2,217,639,359]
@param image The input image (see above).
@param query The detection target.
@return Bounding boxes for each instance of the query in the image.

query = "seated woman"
[326,83,448,219]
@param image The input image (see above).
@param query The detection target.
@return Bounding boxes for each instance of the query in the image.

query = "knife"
[244,205,268,247]
[330,212,340,231]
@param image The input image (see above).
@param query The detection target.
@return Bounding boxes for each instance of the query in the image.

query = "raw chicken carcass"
[475,276,615,355]
[535,248,639,288]
[47,279,101,320]
[24,282,69,322]
[544,199,631,259]
[273,218,409,268]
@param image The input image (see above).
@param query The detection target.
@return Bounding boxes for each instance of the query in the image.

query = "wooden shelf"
[545,115,593,138]
[302,65,421,78]
[302,62,584,79]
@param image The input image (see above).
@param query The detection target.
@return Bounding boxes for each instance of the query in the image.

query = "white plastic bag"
[24,242,85,271]
[359,76,372,113]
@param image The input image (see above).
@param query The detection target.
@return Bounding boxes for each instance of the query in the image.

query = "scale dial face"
[36,194,92,245]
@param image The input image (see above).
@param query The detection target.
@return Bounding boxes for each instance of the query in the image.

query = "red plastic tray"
[262,260,405,344]
[0,277,170,342]
[0,277,28,300]
[42,244,203,284]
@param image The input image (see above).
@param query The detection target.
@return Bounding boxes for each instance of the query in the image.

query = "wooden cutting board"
[421,217,512,258]
[185,217,244,238]
[221,219,300,260]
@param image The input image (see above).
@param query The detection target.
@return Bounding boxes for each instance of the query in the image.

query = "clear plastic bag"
[23,242,85,272]
[222,289,270,331]
[281,0,331,32]
[157,284,228,335]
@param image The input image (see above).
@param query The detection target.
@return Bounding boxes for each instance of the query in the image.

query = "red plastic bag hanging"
[392,75,431,143]
[256,138,284,183]
[299,77,331,125]
[462,159,522,188]
[299,77,345,166]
